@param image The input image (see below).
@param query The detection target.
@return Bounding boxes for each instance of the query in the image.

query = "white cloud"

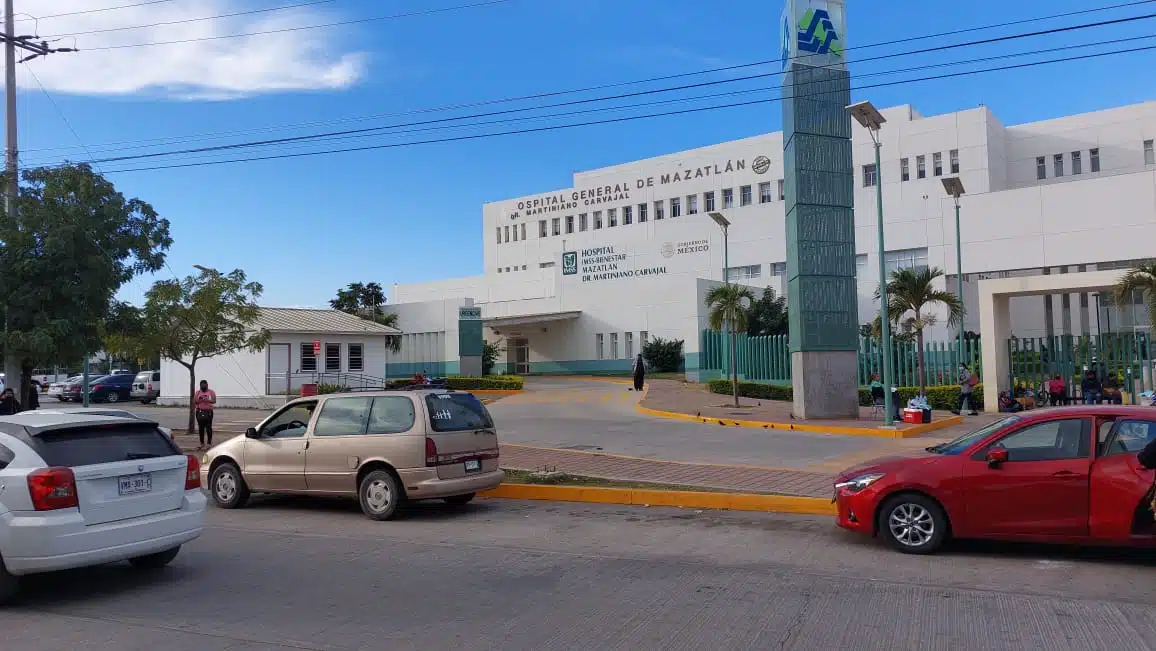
[11,0,367,99]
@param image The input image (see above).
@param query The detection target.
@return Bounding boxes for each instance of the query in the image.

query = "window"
[610,333,619,359]
[348,344,364,372]
[770,262,787,276]
[900,158,910,182]
[565,215,574,234]
[1053,153,1064,178]
[300,342,317,372]
[725,264,762,282]
[579,213,588,231]
[855,254,868,277]
[520,223,526,240]
[687,194,698,215]
[539,262,553,268]
[862,164,878,187]
[539,220,547,237]
[34,424,179,467]
[1072,151,1082,175]
[638,203,648,222]
[522,265,527,270]
[512,224,519,241]
[1090,148,1101,172]
[1146,140,1155,165]
[640,330,649,347]
[916,155,926,179]
[1104,420,1156,456]
[314,397,372,437]
[1036,156,1046,180]
[670,197,681,218]
[758,182,771,203]
[496,227,502,244]
[259,401,318,438]
[722,188,734,209]
[625,332,634,359]
[705,191,716,211]
[551,217,560,236]
[608,208,617,227]
[367,396,417,434]
[654,200,665,220]
[932,152,943,176]
[777,179,785,200]
[325,343,341,372]
[595,334,604,360]
[497,268,502,273]
[986,418,1089,462]
[424,393,493,432]
[623,205,632,225]
[593,211,603,229]
[740,185,752,206]
[949,149,959,174]
[884,248,929,274]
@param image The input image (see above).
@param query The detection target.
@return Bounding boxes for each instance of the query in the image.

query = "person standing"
[631,354,646,392]
[193,380,217,450]
[953,363,978,415]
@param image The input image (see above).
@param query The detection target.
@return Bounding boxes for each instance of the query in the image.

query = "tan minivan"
[200,389,502,520]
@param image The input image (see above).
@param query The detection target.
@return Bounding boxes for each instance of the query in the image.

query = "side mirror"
[986,447,1009,468]
[244,427,260,439]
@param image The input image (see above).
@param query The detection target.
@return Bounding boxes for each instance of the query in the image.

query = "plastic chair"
[870,385,885,420]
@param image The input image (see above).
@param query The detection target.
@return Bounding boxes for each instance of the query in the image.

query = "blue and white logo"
[797,8,843,56]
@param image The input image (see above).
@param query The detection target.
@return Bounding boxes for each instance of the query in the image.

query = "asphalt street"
[5,497,1156,650]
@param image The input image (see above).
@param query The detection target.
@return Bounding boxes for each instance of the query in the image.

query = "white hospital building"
[387,100,1156,379]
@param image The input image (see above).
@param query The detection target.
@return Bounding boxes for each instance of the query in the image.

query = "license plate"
[464,459,481,473]
[118,473,152,495]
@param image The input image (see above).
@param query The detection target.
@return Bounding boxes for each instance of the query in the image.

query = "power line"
[94,41,1156,174]
[25,0,1156,157]
[42,0,339,38]
[80,0,516,50]
[57,12,1156,167]
[17,0,175,22]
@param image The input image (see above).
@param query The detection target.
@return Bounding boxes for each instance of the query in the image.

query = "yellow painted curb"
[555,376,633,385]
[635,398,962,438]
[479,483,836,515]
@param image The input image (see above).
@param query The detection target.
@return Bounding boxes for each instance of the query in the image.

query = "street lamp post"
[848,101,894,425]
[709,211,731,285]
[942,177,967,369]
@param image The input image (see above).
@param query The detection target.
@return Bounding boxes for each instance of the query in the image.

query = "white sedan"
[0,411,205,603]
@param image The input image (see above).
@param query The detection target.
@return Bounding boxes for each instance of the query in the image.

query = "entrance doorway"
[266,343,290,394]
[508,338,530,375]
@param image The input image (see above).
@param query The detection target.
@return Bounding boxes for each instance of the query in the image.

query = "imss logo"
[797,8,843,56]
[561,251,578,275]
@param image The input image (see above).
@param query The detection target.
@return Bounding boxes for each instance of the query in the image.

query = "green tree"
[330,281,400,352]
[875,267,963,397]
[482,340,505,376]
[0,164,171,404]
[746,286,788,337]
[641,337,683,373]
[705,284,756,407]
[1114,262,1156,331]
[141,268,271,433]
[100,301,158,369]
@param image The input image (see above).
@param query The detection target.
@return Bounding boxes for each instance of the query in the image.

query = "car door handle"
[1051,470,1081,478]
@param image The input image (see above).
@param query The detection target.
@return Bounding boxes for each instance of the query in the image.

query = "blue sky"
[14,0,1156,308]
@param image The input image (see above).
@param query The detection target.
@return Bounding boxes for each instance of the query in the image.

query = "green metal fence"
[699,330,980,387]
[1007,334,1153,403]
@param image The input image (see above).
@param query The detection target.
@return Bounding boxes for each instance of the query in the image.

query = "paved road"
[5,498,1156,649]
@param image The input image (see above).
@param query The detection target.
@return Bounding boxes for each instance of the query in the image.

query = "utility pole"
[2,0,74,405]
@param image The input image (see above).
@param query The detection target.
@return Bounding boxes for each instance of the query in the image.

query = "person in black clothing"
[1081,369,1102,404]
[26,380,40,410]
[631,354,646,392]
[0,388,21,415]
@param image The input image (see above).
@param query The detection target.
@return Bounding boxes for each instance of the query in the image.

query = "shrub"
[445,375,524,390]
[482,340,504,376]
[707,379,984,411]
[643,337,684,373]
[316,383,350,394]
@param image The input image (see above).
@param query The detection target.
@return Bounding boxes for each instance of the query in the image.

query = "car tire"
[0,557,19,605]
[878,493,948,555]
[358,470,402,521]
[106,392,120,403]
[128,546,181,569]
[443,493,476,506]
[209,462,250,509]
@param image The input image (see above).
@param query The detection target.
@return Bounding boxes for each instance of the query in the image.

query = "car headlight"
[834,473,884,493]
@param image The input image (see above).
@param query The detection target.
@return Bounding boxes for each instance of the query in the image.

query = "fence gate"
[1006,334,1152,403]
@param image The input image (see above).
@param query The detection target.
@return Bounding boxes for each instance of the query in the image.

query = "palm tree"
[705,284,756,407]
[1114,262,1156,332]
[875,266,963,397]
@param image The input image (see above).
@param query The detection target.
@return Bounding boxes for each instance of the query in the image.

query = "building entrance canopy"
[483,310,581,330]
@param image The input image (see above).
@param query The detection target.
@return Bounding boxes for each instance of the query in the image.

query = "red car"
[834,405,1156,554]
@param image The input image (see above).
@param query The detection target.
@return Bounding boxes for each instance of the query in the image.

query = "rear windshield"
[424,393,494,432]
[34,424,181,467]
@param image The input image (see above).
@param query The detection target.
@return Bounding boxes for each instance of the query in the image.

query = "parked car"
[64,374,134,404]
[131,371,161,404]
[834,406,1156,554]
[201,389,503,520]
[0,411,205,603]
[47,376,81,400]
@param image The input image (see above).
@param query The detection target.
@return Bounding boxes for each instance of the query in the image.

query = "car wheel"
[443,492,476,506]
[106,392,120,403]
[358,470,402,521]
[0,557,19,605]
[128,546,181,569]
[209,463,250,509]
[878,494,948,554]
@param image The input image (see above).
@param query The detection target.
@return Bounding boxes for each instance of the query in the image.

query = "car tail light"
[90,384,103,391]
[27,467,79,511]
[185,455,201,490]
[425,437,438,467]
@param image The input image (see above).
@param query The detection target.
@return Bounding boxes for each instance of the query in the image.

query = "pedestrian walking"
[631,354,646,392]
[193,380,217,450]
[0,388,21,415]
[952,363,979,415]
[26,380,40,410]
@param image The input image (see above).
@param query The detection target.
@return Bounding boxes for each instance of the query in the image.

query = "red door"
[1089,418,1156,541]
[963,417,1093,539]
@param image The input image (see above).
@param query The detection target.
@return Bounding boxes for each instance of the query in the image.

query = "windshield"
[929,416,1020,455]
